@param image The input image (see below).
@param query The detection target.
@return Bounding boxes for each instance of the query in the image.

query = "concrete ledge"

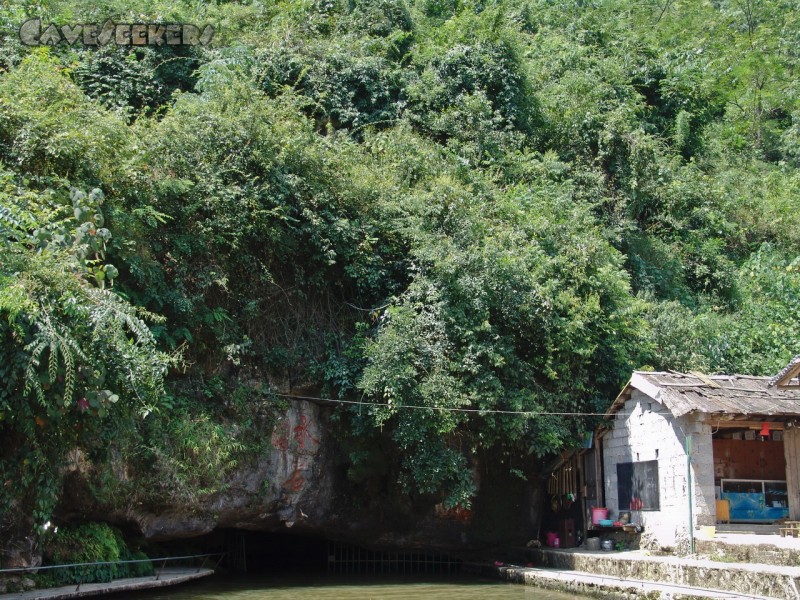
[499,565,776,600]
[696,537,800,567]
[0,567,214,599]
[532,549,800,599]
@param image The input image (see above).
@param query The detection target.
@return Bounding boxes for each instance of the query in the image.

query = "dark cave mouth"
[168,529,462,576]
[161,529,327,573]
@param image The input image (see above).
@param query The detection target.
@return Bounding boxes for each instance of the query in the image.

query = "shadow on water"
[109,573,581,600]
[114,530,584,599]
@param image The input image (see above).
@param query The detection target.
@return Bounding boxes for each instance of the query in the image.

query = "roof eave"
[769,354,800,387]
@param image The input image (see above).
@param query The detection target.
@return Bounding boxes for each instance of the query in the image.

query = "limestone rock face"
[53,399,539,554]
[122,400,339,541]
[0,537,41,570]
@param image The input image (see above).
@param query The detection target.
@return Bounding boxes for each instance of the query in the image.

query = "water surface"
[110,573,582,599]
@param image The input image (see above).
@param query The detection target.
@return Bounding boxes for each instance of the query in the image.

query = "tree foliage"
[0,178,170,537]
[0,0,799,534]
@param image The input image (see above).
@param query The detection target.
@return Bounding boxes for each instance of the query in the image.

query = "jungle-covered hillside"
[1,0,799,545]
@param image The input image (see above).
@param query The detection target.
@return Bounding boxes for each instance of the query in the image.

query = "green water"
[110,574,582,599]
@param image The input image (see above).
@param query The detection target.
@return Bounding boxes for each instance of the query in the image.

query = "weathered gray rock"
[1,536,41,569]
[51,399,541,555]
[113,400,339,541]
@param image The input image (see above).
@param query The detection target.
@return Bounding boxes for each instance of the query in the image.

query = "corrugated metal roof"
[609,371,800,418]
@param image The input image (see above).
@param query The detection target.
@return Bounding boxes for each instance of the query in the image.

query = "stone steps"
[696,537,800,567]
[500,564,777,599]
[529,548,800,599]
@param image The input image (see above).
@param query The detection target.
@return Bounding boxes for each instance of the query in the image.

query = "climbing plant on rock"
[0,179,171,538]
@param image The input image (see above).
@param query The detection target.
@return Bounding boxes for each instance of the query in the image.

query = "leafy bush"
[44,523,123,584]
[71,46,199,120]
[120,549,155,578]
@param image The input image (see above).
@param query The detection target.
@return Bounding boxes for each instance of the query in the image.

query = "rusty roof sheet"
[609,371,800,418]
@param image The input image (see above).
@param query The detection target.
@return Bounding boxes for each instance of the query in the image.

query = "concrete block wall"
[602,390,715,552]
[685,413,715,529]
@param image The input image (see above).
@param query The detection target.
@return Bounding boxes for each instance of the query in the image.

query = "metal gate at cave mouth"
[326,542,461,575]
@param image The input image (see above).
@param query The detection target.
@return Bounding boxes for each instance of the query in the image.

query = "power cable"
[269,391,610,417]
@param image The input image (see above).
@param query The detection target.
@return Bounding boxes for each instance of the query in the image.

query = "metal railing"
[326,542,461,576]
[0,553,224,592]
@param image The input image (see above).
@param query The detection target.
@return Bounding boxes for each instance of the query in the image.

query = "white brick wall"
[602,389,715,552]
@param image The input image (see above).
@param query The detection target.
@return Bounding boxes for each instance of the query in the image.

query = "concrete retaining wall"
[695,538,800,567]
[500,565,764,600]
[533,549,800,599]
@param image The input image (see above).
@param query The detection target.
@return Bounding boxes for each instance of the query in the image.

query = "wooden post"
[594,435,604,507]
[784,426,800,520]
[577,455,585,537]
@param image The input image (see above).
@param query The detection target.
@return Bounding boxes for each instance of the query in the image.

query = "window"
[617,460,659,511]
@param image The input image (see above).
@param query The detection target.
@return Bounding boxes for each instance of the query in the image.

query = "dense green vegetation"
[1,0,798,545]
[40,522,153,585]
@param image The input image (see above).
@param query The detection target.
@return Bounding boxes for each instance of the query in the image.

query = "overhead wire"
[269,391,610,417]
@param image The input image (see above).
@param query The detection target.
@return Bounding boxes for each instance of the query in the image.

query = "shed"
[597,367,800,552]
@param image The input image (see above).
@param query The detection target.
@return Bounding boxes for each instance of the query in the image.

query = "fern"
[85,287,161,347]
[3,183,170,414]
[23,311,87,406]
[48,334,59,388]
[23,339,47,406]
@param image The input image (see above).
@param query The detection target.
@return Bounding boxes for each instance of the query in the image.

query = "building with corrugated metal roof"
[593,361,800,552]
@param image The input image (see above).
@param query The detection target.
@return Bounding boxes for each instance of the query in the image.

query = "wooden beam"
[776,363,800,387]
[689,371,721,388]
[577,453,587,539]
[594,436,604,510]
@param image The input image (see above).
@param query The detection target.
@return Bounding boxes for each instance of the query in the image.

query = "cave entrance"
[197,529,329,574]
[174,529,461,576]
[155,529,328,574]
[326,542,461,576]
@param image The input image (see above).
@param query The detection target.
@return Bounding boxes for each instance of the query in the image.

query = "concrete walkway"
[703,522,800,543]
[0,567,214,600]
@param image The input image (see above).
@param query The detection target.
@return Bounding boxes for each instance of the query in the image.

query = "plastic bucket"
[699,525,715,539]
[546,532,559,547]
[591,507,608,525]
